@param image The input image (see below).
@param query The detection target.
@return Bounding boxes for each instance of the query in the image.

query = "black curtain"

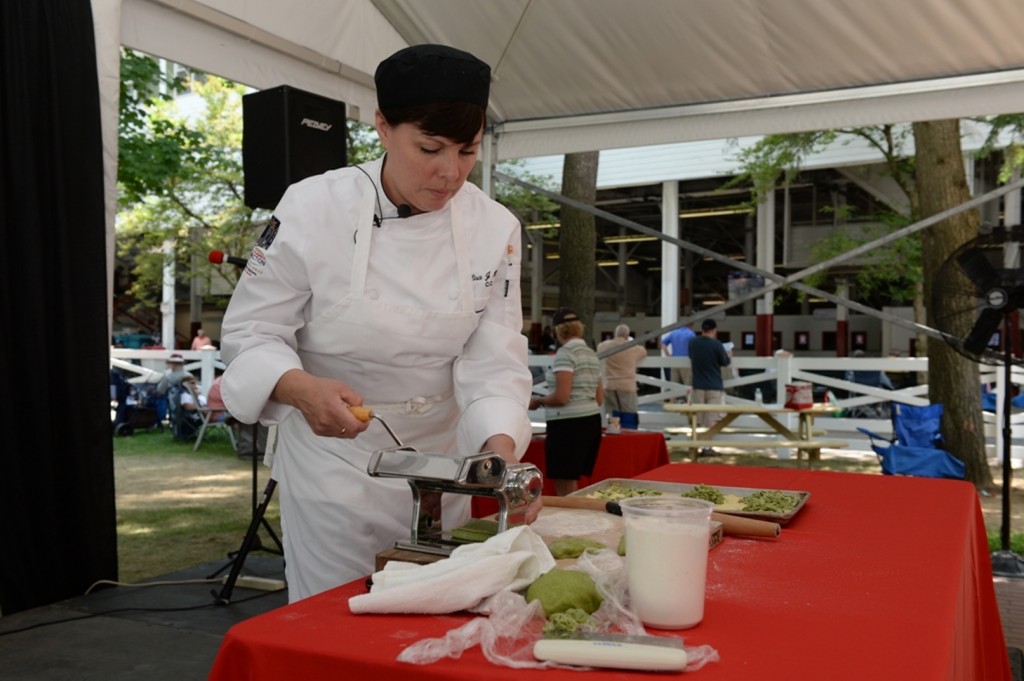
[0,0,118,613]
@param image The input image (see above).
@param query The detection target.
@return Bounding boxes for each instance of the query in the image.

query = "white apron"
[274,194,481,602]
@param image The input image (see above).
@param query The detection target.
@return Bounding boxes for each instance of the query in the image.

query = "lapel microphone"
[356,164,412,227]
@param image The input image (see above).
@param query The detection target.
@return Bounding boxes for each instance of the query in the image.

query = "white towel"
[349,525,556,615]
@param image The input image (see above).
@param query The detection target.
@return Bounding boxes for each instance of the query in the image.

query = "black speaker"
[242,85,347,209]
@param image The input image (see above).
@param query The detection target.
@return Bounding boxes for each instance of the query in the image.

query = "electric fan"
[930,224,1024,575]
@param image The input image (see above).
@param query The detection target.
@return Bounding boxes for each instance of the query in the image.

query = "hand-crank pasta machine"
[354,407,543,557]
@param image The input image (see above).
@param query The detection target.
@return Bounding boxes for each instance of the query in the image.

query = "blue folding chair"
[857,403,965,479]
[981,389,1024,412]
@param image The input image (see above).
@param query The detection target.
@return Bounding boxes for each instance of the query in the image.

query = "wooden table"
[663,402,845,461]
[207,464,1011,681]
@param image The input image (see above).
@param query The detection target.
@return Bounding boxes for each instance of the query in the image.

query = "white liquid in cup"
[619,497,713,629]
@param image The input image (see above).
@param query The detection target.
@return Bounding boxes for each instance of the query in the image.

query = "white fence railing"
[111,348,225,394]
[111,348,1021,457]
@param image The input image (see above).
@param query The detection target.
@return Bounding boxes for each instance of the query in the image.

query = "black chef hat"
[552,308,579,327]
[375,44,491,110]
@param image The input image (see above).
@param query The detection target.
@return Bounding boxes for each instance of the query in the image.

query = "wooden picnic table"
[663,402,846,461]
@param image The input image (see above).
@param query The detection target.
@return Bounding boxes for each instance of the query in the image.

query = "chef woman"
[219,44,535,602]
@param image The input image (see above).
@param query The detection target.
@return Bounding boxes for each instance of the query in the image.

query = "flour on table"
[532,509,616,536]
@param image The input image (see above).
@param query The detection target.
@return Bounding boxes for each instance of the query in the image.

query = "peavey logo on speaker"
[300,117,333,132]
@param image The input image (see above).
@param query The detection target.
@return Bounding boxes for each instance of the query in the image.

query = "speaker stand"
[209,423,284,604]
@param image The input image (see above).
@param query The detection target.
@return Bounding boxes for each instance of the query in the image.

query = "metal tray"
[571,478,811,525]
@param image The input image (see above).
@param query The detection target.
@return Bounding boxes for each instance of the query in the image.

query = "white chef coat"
[219,157,533,601]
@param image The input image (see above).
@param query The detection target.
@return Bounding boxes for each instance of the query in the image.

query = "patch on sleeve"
[243,246,268,277]
[257,216,280,249]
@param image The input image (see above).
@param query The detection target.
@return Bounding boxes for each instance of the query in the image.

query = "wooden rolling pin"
[542,495,781,539]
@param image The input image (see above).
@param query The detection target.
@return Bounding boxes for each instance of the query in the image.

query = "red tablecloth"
[473,429,670,517]
[208,464,1010,681]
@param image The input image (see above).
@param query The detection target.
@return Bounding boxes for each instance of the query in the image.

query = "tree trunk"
[912,119,994,489]
[913,279,928,384]
[559,151,599,345]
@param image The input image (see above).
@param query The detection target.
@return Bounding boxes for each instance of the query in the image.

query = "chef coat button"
[448,288,460,300]
[368,288,379,300]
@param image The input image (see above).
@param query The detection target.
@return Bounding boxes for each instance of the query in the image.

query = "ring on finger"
[339,427,347,435]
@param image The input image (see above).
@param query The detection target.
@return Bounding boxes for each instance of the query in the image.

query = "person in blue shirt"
[661,324,696,398]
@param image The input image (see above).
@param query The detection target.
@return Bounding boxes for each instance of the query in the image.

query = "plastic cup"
[619,496,714,629]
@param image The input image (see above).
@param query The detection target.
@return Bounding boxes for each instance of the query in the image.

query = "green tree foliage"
[728,126,920,305]
[494,159,558,223]
[348,120,383,165]
[729,132,837,199]
[118,49,204,207]
[978,113,1024,182]
[117,56,254,317]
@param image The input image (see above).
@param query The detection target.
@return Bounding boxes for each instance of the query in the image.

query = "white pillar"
[661,181,680,326]
[756,185,775,315]
[161,239,176,349]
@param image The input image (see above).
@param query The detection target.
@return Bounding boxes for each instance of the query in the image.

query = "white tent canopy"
[91,0,1024,315]
[102,0,1024,160]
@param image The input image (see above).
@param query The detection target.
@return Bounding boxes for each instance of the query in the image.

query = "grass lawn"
[113,428,281,583]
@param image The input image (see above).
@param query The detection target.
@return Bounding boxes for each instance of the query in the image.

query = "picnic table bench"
[663,402,847,462]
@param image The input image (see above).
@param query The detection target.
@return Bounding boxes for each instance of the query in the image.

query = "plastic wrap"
[397,548,719,671]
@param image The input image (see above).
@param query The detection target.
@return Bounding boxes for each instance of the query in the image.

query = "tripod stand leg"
[214,478,280,604]
[260,514,284,554]
[244,424,283,553]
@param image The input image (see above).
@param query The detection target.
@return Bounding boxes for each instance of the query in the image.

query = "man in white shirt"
[597,324,648,428]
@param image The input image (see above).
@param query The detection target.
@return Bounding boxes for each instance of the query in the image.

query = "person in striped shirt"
[530,308,605,495]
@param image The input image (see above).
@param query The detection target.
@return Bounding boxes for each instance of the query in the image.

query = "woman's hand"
[271,369,369,439]
[521,496,543,525]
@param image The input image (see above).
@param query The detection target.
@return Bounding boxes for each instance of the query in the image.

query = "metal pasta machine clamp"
[360,409,543,557]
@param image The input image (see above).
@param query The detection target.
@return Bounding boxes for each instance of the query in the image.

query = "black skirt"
[544,413,603,479]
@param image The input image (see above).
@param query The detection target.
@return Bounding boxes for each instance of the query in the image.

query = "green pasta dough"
[450,519,500,542]
[741,490,799,512]
[542,608,596,637]
[547,537,606,559]
[682,484,726,505]
[526,568,603,617]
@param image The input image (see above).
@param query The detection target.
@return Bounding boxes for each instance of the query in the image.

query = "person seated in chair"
[169,375,203,441]
[179,375,206,411]
[155,353,188,424]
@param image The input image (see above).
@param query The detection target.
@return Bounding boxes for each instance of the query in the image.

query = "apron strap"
[449,201,474,314]
[350,190,377,296]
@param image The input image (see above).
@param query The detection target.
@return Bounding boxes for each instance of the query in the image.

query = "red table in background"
[473,429,670,516]
[208,464,1011,681]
